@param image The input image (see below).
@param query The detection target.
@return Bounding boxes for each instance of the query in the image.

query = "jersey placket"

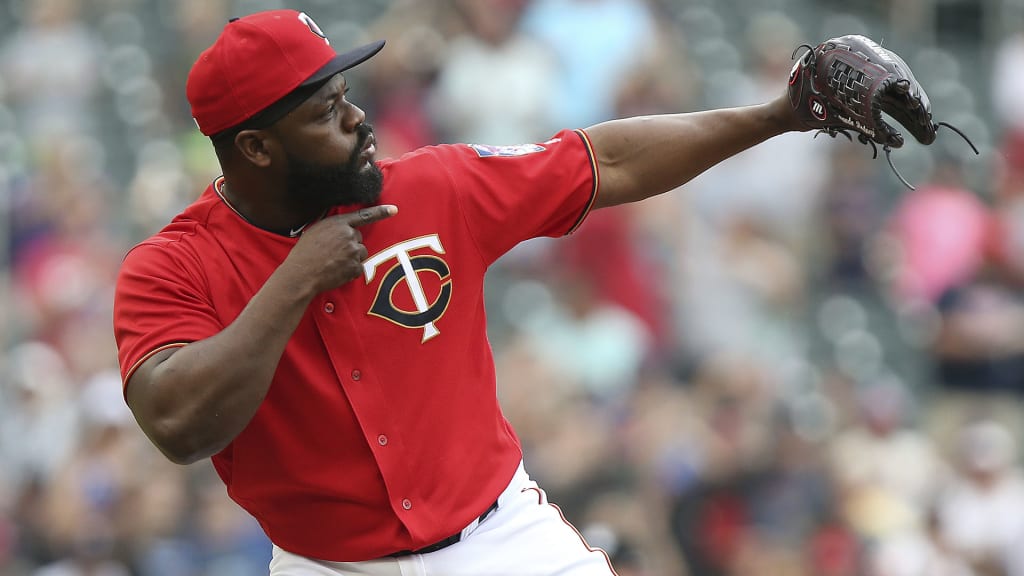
[312,290,424,531]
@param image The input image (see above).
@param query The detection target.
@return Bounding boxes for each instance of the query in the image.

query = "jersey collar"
[215,177,322,238]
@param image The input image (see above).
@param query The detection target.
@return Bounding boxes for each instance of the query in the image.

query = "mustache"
[356,123,374,150]
[344,123,375,169]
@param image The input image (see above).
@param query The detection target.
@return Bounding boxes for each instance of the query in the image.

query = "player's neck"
[217,179,322,238]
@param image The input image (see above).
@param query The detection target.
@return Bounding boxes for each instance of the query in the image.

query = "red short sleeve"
[113,242,223,387]
[435,129,599,263]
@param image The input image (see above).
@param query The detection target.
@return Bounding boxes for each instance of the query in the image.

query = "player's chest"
[210,229,481,342]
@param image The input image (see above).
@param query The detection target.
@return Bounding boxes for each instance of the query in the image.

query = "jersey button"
[324,302,335,313]
[402,499,412,510]
[351,369,361,381]
[377,434,388,446]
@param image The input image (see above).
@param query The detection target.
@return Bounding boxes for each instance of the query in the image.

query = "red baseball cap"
[186,10,384,137]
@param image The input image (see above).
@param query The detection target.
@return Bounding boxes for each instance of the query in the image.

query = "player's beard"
[285,123,383,212]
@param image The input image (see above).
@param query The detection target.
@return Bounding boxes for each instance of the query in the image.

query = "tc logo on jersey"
[362,235,452,342]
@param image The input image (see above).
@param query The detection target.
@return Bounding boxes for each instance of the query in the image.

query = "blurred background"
[3,0,1024,574]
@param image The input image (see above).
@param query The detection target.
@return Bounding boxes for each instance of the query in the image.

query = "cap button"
[228,17,240,22]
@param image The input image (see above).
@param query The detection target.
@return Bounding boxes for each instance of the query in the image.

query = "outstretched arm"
[587,94,805,209]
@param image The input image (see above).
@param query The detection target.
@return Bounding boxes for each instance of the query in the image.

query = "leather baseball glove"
[788,34,977,188]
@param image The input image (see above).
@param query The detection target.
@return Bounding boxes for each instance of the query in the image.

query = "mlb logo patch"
[468,143,547,157]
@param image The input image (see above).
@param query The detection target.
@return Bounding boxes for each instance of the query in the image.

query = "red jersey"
[113,129,598,561]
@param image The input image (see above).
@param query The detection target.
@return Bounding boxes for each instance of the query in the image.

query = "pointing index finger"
[344,205,398,227]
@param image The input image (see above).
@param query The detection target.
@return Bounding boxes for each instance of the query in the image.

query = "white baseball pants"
[268,461,618,576]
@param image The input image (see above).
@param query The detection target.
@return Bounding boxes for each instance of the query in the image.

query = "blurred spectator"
[994,27,1024,137]
[520,0,658,129]
[163,0,231,124]
[992,26,1024,201]
[126,458,194,576]
[862,506,976,576]
[31,528,131,576]
[937,420,1024,575]
[582,522,648,576]
[746,404,834,551]
[989,151,1024,288]
[667,355,779,576]
[806,510,862,576]
[550,208,675,355]
[814,145,884,289]
[429,0,558,144]
[0,0,101,144]
[189,468,273,576]
[0,342,78,504]
[829,380,947,538]
[7,133,122,386]
[887,156,992,305]
[611,15,696,120]
[0,342,79,568]
[517,267,653,403]
[678,213,807,365]
[930,259,1024,395]
[40,373,139,568]
[669,457,753,576]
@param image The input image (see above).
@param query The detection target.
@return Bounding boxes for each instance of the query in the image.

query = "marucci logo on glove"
[809,98,827,121]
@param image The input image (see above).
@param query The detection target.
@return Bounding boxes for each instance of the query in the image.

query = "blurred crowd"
[3,0,1024,574]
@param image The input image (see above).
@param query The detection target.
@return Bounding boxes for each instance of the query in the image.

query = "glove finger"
[888,80,921,111]
[878,118,905,148]
[882,103,934,145]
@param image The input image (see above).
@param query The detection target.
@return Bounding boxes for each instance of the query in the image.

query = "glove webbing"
[827,59,869,110]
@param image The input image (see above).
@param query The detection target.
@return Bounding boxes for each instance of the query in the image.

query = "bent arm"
[123,205,395,465]
[586,95,805,209]
[126,263,316,465]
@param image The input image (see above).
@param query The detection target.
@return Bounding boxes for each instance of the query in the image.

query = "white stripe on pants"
[269,461,618,576]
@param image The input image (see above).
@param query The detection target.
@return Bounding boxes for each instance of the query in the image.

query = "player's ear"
[234,130,273,168]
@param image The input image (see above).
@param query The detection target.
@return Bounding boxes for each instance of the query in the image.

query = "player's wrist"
[271,259,322,303]
[765,94,807,133]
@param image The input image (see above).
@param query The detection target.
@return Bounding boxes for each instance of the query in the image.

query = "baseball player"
[112,9,941,576]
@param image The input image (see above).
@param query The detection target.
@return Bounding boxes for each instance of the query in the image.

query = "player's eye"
[324,103,337,119]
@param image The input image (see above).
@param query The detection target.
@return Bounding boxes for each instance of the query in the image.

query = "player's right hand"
[283,204,397,294]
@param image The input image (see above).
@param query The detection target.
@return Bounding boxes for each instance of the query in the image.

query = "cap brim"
[302,40,386,86]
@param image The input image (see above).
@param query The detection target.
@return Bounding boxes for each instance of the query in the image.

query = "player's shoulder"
[378,143,464,170]
[380,131,581,174]
[375,144,471,193]
[121,229,201,278]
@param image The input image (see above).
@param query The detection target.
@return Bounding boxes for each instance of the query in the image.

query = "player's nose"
[343,102,366,132]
